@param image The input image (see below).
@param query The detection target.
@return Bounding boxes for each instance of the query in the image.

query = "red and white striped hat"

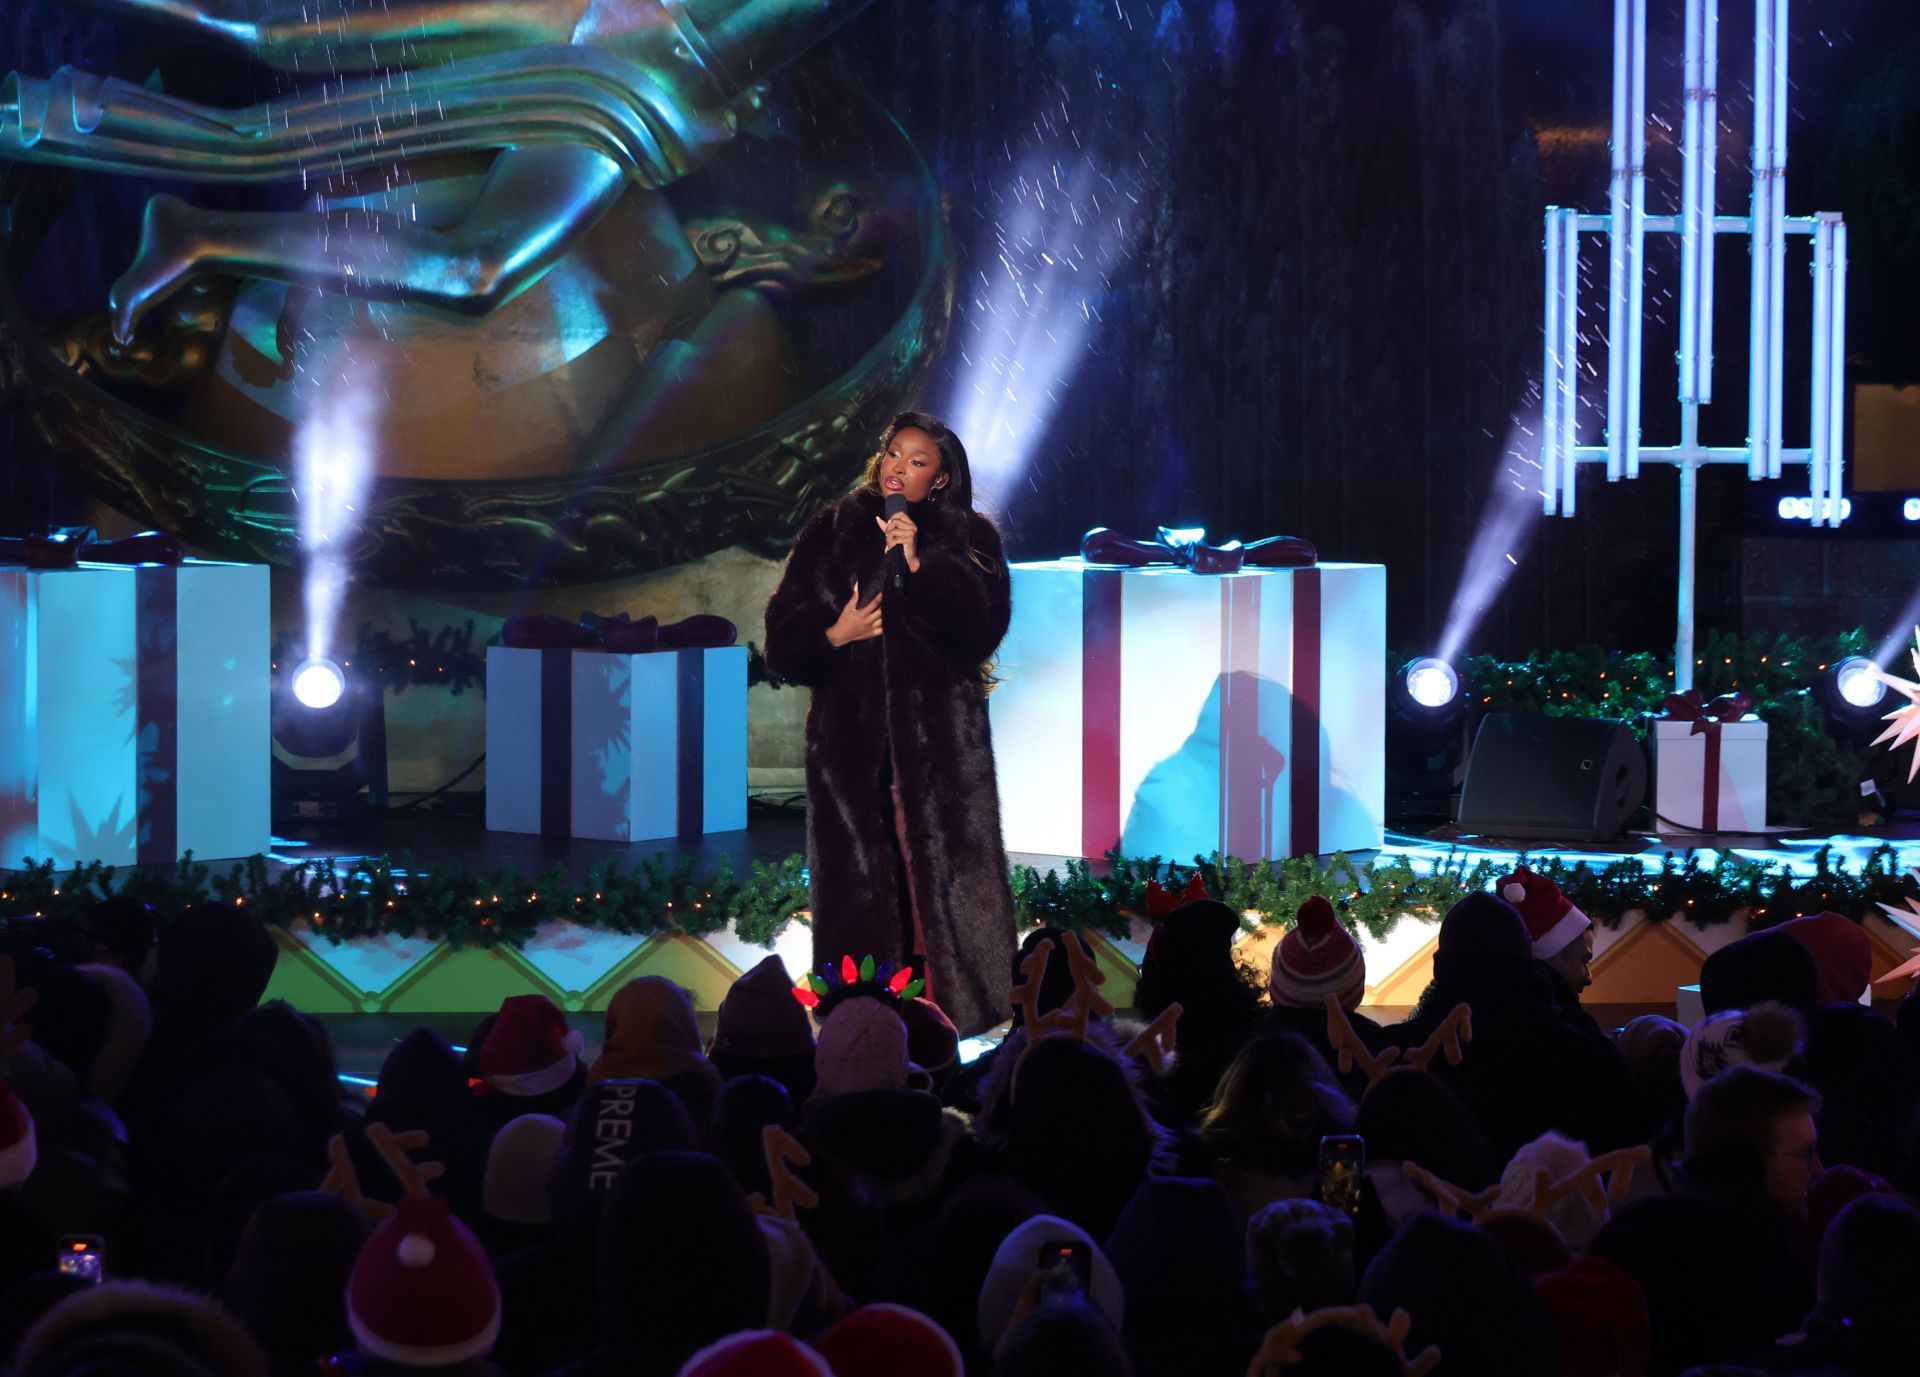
[1270,897,1366,1010]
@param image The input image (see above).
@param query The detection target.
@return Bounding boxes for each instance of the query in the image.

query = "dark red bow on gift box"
[499,611,738,653]
[0,530,186,568]
[1080,526,1317,574]
[1660,690,1755,832]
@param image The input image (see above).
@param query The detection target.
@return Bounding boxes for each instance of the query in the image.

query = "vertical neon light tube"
[1766,0,1789,478]
[1606,0,1631,482]
[1826,221,1848,524]
[1809,216,1831,521]
[1698,0,1719,401]
[1680,0,1703,403]
[1562,209,1581,516]
[1746,0,1774,479]
[1624,0,1647,478]
[1543,209,1563,514]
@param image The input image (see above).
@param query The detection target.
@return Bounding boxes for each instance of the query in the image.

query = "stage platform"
[246,803,1920,1083]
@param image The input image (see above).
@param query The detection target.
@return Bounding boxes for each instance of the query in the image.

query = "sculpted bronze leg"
[108,143,627,341]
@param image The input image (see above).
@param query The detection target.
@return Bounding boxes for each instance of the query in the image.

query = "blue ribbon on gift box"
[501,611,737,653]
[0,529,186,569]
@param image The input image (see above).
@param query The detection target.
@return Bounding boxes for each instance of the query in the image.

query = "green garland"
[1439,629,1878,827]
[0,851,812,951]
[4,842,1914,953]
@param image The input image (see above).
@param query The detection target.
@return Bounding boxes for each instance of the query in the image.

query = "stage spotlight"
[291,657,347,710]
[1834,656,1887,710]
[272,659,388,822]
[1404,657,1460,709]
[1388,657,1471,826]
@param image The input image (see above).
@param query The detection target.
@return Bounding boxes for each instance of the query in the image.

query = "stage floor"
[271,800,1920,889]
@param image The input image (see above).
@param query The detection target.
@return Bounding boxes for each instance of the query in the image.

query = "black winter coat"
[763,488,1018,1035]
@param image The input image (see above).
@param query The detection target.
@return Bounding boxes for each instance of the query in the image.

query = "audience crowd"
[2,868,1919,1377]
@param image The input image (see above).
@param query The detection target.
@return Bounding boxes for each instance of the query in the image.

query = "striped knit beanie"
[1270,897,1365,1010]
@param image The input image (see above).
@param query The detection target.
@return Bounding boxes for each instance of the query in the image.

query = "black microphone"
[885,493,909,592]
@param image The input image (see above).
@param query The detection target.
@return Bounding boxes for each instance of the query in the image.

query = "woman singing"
[763,412,1018,1035]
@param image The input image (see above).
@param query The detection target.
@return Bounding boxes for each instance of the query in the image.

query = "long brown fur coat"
[763,488,1017,1034]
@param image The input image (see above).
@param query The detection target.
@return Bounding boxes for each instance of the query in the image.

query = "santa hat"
[477,995,583,1097]
[675,1331,834,1377]
[900,997,959,1072]
[347,1195,500,1367]
[1270,897,1365,1010]
[1535,1256,1651,1377]
[1499,868,1592,960]
[0,1080,36,1188]
[1777,912,1873,1005]
[814,997,917,1098]
[1679,1002,1804,1101]
[816,1304,963,1377]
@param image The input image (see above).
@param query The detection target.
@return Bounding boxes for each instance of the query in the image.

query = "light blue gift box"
[486,645,748,842]
[0,560,270,868]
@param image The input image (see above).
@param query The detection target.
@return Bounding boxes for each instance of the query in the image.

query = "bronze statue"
[4,0,866,339]
[0,0,957,585]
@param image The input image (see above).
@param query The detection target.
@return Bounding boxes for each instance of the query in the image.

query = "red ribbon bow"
[1660,690,1754,831]
[1080,527,1317,574]
[1660,689,1754,736]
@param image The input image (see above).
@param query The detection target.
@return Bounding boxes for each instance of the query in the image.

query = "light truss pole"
[1539,0,1849,694]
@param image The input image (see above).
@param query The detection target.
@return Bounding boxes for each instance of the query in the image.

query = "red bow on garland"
[1659,690,1755,832]
[1144,873,1211,919]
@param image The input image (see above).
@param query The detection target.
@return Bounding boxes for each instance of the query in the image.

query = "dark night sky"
[3,0,1917,654]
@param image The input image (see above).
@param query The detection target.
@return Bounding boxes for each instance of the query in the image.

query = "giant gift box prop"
[486,646,747,841]
[1654,691,1767,833]
[992,556,1386,861]
[0,557,270,866]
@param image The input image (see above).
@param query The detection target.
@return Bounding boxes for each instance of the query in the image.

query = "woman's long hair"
[860,410,976,511]
[1198,1030,1356,1166]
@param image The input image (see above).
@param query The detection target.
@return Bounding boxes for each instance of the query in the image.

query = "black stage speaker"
[1457,713,1647,841]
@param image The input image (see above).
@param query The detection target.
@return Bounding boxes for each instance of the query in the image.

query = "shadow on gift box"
[1123,670,1367,863]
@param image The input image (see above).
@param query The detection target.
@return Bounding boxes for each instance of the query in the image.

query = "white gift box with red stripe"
[991,561,1386,861]
[1653,717,1768,833]
[486,646,747,842]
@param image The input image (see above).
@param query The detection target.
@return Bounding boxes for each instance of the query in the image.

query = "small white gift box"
[1654,716,1768,832]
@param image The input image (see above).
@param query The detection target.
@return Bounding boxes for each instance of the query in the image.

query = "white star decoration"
[1871,630,1920,782]
[1876,876,1920,989]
